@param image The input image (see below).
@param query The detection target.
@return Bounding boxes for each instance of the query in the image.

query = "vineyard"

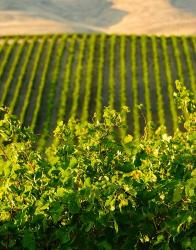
[0,34,195,146]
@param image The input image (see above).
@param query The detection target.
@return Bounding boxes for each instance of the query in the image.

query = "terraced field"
[0,34,195,147]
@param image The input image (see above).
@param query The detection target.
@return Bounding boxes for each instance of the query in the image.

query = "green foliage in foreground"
[0,82,195,250]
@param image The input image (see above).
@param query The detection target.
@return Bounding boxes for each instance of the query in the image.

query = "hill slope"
[0,0,196,35]
[0,34,195,148]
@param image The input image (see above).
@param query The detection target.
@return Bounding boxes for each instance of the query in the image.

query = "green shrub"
[0,82,195,249]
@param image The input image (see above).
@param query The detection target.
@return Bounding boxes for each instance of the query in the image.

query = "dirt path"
[0,0,196,36]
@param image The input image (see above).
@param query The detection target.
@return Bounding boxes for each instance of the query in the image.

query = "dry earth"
[0,0,196,35]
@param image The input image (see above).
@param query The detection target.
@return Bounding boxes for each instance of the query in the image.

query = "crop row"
[95,35,106,120]
[151,36,165,127]
[141,36,152,127]
[108,35,116,108]
[9,38,36,113]
[0,38,17,80]
[130,36,140,137]
[31,36,57,131]
[182,37,196,97]
[0,39,25,107]
[19,37,47,124]
[119,36,127,136]
[81,35,96,122]
[57,35,77,123]
[39,35,67,149]
[70,35,87,119]
[161,36,178,131]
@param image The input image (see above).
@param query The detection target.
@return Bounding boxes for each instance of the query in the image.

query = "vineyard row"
[0,34,195,146]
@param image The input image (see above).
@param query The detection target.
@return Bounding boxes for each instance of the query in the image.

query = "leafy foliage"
[0,82,195,249]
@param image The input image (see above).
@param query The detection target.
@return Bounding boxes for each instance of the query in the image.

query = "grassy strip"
[181,36,196,97]
[141,36,152,127]
[161,36,178,131]
[171,36,184,83]
[0,38,17,78]
[19,37,46,124]
[38,35,67,149]
[108,35,116,108]
[151,36,165,126]
[131,36,140,138]
[9,38,36,113]
[0,37,8,56]
[95,35,106,120]
[0,39,25,107]
[70,35,87,119]
[0,45,2,55]
[191,36,196,53]
[57,35,76,123]
[81,35,96,122]
[31,36,57,131]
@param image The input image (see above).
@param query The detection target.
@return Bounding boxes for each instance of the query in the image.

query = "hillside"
[0,0,196,35]
[0,34,195,148]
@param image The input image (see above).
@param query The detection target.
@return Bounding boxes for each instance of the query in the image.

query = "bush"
[0,82,195,249]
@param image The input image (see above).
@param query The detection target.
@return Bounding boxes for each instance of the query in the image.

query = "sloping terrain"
[0,0,196,35]
[0,34,195,148]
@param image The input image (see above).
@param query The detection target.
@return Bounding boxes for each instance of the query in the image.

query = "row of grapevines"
[0,37,8,57]
[95,35,106,120]
[120,35,127,136]
[0,39,25,107]
[0,43,3,55]
[151,36,165,126]
[0,38,16,79]
[38,35,67,149]
[81,35,96,122]
[19,37,46,124]
[57,35,76,123]
[191,37,196,96]
[108,35,116,108]
[191,37,196,97]
[161,36,178,131]
[9,38,36,113]
[130,36,140,138]
[70,35,87,119]
[191,36,196,53]
[181,36,196,97]
[31,36,57,131]
[141,36,152,124]
[171,36,184,83]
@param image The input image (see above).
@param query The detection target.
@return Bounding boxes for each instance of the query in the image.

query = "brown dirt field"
[0,0,196,35]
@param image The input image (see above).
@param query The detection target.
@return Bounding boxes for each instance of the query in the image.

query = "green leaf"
[0,211,11,221]
[191,169,196,177]
[154,234,165,245]
[98,241,112,250]
[191,237,196,249]
[114,219,119,233]
[84,177,91,187]
[85,221,94,232]
[68,195,80,214]
[22,231,36,250]
[55,229,70,244]
[56,187,65,197]
[173,185,183,203]
[182,238,192,249]
[124,134,133,144]
[69,157,77,168]
[185,178,196,197]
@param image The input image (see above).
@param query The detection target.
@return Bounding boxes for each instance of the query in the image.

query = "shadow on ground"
[170,0,196,15]
[0,0,127,29]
